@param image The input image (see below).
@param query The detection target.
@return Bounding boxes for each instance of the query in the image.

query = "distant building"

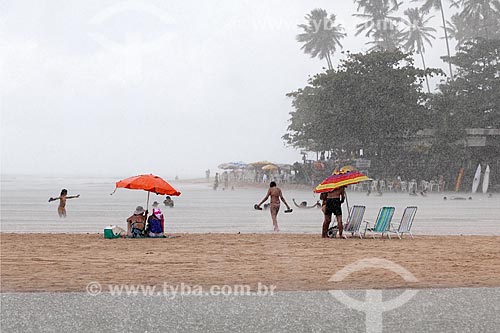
[417,128,500,149]
[416,128,500,190]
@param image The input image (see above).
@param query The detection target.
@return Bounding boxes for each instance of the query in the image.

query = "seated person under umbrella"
[148,204,164,237]
[127,206,147,237]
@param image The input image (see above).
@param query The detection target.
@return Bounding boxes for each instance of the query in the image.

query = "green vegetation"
[287,1,500,186]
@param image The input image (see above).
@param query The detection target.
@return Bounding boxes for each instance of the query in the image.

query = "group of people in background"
[213,172,231,190]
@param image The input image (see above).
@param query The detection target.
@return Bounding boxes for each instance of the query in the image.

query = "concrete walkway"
[2,287,500,332]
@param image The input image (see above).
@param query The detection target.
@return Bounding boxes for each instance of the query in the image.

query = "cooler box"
[104,225,122,239]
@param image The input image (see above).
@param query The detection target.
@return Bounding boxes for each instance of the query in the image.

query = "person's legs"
[336,214,345,238]
[270,203,280,231]
[323,198,336,238]
[332,199,345,238]
[322,214,331,238]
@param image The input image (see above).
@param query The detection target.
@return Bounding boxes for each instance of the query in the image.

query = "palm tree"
[402,8,437,92]
[415,0,454,79]
[453,0,500,39]
[443,15,464,49]
[445,2,500,48]
[296,9,347,70]
[354,0,401,11]
[354,0,403,50]
[365,28,406,51]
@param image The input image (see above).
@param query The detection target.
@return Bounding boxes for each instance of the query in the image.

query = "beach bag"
[327,224,338,238]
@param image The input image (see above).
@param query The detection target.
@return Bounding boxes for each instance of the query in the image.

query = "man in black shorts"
[321,186,346,238]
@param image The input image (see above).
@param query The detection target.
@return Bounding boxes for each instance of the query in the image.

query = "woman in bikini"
[256,181,292,232]
[48,189,80,218]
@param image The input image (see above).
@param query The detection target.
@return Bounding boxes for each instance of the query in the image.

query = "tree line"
[286,1,500,186]
[296,1,500,79]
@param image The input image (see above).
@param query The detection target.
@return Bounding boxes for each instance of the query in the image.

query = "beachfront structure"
[295,128,500,192]
[415,128,500,190]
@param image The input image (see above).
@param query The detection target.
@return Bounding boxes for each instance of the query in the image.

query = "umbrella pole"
[345,191,350,220]
[146,192,150,214]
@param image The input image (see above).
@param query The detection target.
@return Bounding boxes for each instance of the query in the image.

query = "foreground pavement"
[2,287,500,332]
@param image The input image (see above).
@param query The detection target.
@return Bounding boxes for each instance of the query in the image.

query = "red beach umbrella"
[112,174,181,208]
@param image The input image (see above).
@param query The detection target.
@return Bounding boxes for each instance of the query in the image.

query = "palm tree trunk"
[483,7,490,39]
[325,52,333,70]
[420,52,431,93]
[439,1,454,80]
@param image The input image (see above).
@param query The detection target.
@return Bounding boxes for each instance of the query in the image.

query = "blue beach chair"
[363,207,396,239]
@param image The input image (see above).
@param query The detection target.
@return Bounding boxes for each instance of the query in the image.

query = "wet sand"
[1,233,499,292]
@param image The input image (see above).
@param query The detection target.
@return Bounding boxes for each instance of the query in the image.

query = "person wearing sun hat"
[146,201,163,237]
[126,205,147,237]
[149,201,165,236]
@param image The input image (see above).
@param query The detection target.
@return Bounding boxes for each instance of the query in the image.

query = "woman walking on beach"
[48,189,80,218]
[255,181,292,232]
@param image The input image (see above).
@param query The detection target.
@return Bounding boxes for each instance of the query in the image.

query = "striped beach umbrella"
[314,171,371,193]
[262,164,278,171]
[218,162,248,170]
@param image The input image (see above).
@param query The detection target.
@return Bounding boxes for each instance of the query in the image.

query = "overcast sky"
[1,0,457,178]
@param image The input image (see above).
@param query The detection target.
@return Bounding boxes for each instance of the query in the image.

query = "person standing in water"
[48,189,80,218]
[255,181,292,232]
[214,173,219,190]
[321,186,346,238]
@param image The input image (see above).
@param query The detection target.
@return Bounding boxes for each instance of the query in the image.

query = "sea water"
[1,175,499,235]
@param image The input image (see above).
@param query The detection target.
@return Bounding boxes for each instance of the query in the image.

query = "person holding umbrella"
[315,170,371,238]
[321,186,346,239]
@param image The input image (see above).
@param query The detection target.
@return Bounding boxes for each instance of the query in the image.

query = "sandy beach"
[1,233,499,293]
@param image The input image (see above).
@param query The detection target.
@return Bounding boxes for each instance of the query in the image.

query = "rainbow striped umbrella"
[314,171,371,193]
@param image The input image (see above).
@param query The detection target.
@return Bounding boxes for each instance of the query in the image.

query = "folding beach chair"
[363,206,395,239]
[328,205,366,238]
[389,206,418,239]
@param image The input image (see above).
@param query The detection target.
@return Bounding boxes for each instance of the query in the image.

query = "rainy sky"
[1,0,456,178]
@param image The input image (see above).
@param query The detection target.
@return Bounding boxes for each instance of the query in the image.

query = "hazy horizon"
[1,0,458,178]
